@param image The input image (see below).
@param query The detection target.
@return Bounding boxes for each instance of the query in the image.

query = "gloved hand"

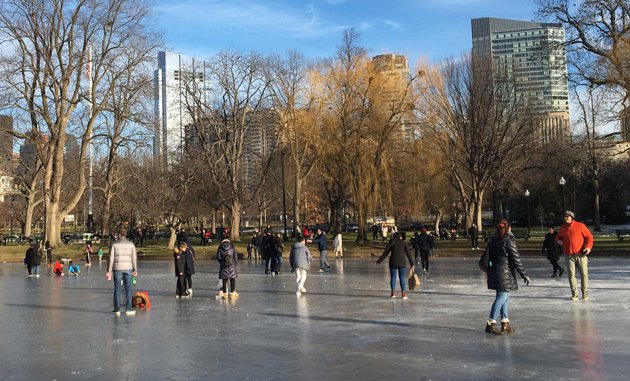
[523,276,531,286]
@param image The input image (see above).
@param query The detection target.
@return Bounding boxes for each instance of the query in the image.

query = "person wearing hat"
[555,211,594,301]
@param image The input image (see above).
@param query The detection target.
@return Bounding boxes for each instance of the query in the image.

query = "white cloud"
[155,0,345,39]
[383,19,402,30]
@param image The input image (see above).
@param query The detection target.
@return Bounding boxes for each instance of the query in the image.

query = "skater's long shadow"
[259,312,479,334]
[1,302,111,315]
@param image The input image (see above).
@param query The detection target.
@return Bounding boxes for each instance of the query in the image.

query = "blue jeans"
[32,265,40,275]
[489,290,509,321]
[390,266,408,292]
[113,270,133,312]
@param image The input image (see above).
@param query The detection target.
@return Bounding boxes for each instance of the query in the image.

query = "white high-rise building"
[154,51,209,166]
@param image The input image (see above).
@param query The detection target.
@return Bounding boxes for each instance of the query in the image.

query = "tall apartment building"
[154,51,209,167]
[371,54,414,141]
[471,17,570,144]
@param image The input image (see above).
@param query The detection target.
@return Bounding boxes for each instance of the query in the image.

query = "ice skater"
[53,258,65,276]
[309,228,331,272]
[67,260,81,275]
[555,211,594,301]
[173,243,189,298]
[290,235,312,296]
[176,230,196,296]
[216,238,239,299]
[333,230,343,258]
[542,226,563,277]
[375,232,414,299]
[85,240,92,266]
[480,219,530,335]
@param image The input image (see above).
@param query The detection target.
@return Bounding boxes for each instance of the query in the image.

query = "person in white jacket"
[333,231,343,258]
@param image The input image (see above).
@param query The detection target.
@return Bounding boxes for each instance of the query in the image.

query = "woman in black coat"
[375,232,415,299]
[216,239,238,299]
[482,220,530,335]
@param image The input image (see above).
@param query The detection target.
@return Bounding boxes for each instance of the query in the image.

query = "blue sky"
[153,0,539,66]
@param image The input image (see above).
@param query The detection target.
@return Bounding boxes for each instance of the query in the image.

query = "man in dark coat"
[261,229,276,274]
[542,226,563,277]
[415,227,433,273]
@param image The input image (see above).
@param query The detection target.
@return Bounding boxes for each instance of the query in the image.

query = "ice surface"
[1,256,629,380]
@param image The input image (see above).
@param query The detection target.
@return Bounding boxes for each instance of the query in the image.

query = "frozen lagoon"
[1,256,629,380]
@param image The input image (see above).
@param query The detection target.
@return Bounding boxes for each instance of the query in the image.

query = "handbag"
[478,246,490,272]
[408,269,421,290]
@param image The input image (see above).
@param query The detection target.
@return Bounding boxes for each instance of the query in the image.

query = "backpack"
[223,250,234,267]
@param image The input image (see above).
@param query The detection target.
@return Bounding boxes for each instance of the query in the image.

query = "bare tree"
[0,0,160,246]
[538,0,630,100]
[267,51,322,235]
[184,50,273,241]
[321,29,417,242]
[417,54,538,230]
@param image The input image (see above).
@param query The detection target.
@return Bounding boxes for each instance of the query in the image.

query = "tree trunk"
[168,226,177,249]
[229,200,241,241]
[101,193,113,237]
[593,178,601,232]
[293,164,302,237]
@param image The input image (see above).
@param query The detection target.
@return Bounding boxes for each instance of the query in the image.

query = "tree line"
[0,0,629,247]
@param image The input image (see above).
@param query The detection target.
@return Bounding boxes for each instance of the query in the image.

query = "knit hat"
[564,210,575,218]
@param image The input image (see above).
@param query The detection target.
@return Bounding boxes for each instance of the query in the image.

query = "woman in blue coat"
[216,239,238,299]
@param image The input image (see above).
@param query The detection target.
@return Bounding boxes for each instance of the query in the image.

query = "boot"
[558,267,564,277]
[275,263,282,275]
[551,270,557,278]
[485,321,503,335]
[501,321,515,334]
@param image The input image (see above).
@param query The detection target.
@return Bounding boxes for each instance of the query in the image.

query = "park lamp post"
[524,189,530,240]
[559,176,566,213]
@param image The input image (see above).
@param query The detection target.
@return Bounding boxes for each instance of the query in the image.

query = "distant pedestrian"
[176,230,196,296]
[555,211,594,301]
[24,242,36,277]
[261,229,275,274]
[106,229,138,316]
[375,232,414,299]
[542,226,563,277]
[85,240,92,266]
[371,224,378,241]
[468,224,480,250]
[44,240,53,268]
[271,232,284,275]
[216,238,239,299]
[481,219,530,335]
[173,242,189,298]
[333,230,343,258]
[309,228,330,272]
[381,224,389,242]
[415,227,433,274]
[290,235,312,296]
[68,260,81,275]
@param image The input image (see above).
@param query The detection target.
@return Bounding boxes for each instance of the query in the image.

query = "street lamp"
[559,176,566,213]
[524,189,530,240]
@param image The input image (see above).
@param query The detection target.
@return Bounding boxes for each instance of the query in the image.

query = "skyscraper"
[371,54,414,141]
[471,17,570,144]
[154,51,209,167]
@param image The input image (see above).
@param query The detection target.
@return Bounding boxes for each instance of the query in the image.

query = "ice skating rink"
[1,256,628,380]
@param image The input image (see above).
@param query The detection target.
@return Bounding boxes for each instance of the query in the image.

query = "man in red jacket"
[555,211,594,301]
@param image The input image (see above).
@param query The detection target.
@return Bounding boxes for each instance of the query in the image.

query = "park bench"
[615,229,630,241]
